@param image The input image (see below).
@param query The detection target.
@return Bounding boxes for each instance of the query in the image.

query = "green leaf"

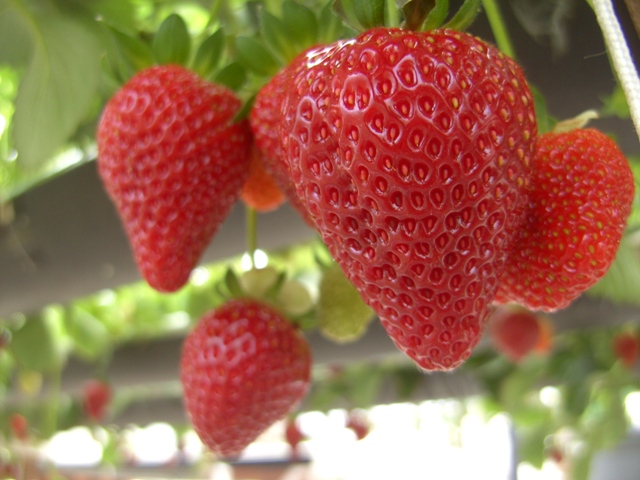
[12,11,102,169]
[261,9,297,63]
[214,61,247,91]
[444,0,481,31]
[153,14,191,66]
[192,29,225,79]
[530,83,556,134]
[318,1,345,44]
[104,26,155,81]
[421,0,449,31]
[587,236,640,305]
[235,36,281,76]
[334,0,386,31]
[87,0,138,34]
[0,1,34,65]
[9,314,64,373]
[224,268,245,298]
[282,0,319,52]
[600,83,631,119]
[65,307,110,362]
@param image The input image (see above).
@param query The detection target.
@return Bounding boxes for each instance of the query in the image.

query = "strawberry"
[240,146,286,212]
[317,263,375,343]
[284,416,306,459]
[280,28,537,370]
[612,331,639,368]
[495,128,635,311]
[250,51,334,227]
[97,65,252,292]
[346,410,370,440]
[9,413,28,441]
[83,379,112,422]
[487,305,541,362]
[180,298,311,458]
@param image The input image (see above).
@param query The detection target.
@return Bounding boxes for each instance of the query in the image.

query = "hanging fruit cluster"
[94,0,635,459]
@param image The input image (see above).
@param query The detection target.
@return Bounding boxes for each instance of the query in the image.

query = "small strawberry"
[612,331,639,368]
[284,416,306,459]
[180,298,311,458]
[317,263,375,343]
[495,128,634,311]
[280,28,537,370]
[240,146,286,212]
[10,413,28,441]
[97,65,252,292]
[83,379,112,422]
[532,315,554,354]
[346,410,370,440]
[487,305,541,362]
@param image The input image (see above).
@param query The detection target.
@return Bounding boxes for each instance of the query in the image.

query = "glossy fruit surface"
[180,299,311,457]
[495,128,634,311]
[281,28,537,370]
[241,146,286,212]
[98,65,251,292]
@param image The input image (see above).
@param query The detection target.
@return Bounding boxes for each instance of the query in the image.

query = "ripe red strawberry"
[97,65,252,292]
[488,305,541,362]
[83,379,112,422]
[180,299,311,458]
[280,28,537,370]
[240,146,286,212]
[284,416,306,459]
[495,128,635,311]
[612,331,639,368]
[346,410,370,440]
[10,413,28,441]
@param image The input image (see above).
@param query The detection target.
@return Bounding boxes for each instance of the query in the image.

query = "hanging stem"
[246,206,258,269]
[481,0,516,59]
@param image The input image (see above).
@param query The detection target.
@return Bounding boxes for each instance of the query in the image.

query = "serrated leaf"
[443,0,481,31]
[334,0,386,31]
[192,29,225,79]
[9,315,64,373]
[282,0,319,52]
[153,14,191,66]
[261,10,297,63]
[214,61,247,91]
[106,26,155,78]
[235,36,281,76]
[12,12,102,169]
[587,236,640,305]
[318,1,345,44]
[421,0,449,31]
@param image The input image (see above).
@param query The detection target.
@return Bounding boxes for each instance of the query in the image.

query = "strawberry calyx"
[552,110,600,133]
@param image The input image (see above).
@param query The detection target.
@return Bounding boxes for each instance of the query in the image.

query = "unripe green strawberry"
[317,264,375,343]
[98,65,252,292]
[280,28,537,370]
[180,298,311,458]
[495,128,635,311]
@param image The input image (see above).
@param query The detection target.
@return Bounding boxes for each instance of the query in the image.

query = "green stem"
[480,0,516,59]
[246,206,257,269]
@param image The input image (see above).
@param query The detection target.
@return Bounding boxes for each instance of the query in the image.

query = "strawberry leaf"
[224,268,245,298]
[235,36,281,77]
[192,28,225,80]
[282,0,319,52]
[9,314,64,373]
[104,26,155,81]
[421,0,449,31]
[11,11,102,169]
[214,61,247,91]
[333,0,386,31]
[318,0,345,44]
[260,9,297,63]
[443,0,481,31]
[153,14,191,66]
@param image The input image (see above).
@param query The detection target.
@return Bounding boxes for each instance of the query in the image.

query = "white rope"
[592,0,640,142]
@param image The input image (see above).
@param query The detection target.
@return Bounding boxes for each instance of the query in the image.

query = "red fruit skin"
[250,52,332,227]
[613,332,639,368]
[83,379,112,422]
[346,410,370,440]
[10,413,28,441]
[281,28,537,370]
[488,306,541,362]
[495,128,635,311]
[180,299,311,458]
[285,417,306,459]
[240,146,286,212]
[97,65,252,292]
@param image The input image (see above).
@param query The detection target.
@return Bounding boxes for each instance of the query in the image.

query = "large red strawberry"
[279,28,537,370]
[180,298,311,458]
[495,128,635,311]
[97,65,252,292]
